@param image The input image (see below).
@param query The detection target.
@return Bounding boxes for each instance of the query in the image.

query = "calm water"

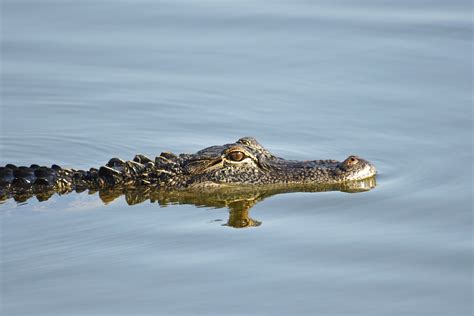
[1,0,472,315]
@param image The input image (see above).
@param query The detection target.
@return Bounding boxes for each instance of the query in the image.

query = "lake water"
[0,0,472,315]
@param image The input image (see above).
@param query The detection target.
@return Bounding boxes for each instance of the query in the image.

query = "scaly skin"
[0,137,377,201]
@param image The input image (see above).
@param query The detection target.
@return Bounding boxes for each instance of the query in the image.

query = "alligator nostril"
[345,156,359,166]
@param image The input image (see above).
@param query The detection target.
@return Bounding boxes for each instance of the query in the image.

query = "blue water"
[1,0,472,315]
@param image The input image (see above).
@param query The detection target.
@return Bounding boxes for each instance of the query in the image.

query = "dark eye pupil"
[228,151,245,161]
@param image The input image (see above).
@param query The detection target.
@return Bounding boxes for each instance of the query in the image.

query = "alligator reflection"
[2,177,376,228]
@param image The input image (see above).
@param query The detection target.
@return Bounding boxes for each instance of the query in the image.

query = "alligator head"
[170,137,376,188]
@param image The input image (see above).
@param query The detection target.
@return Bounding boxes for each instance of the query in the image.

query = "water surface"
[1,0,472,315]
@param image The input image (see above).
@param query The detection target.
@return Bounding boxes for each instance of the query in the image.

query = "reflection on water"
[1,177,376,228]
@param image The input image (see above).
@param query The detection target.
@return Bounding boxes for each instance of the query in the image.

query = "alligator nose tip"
[370,164,377,176]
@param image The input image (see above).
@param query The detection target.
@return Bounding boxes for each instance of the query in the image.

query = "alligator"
[0,137,377,205]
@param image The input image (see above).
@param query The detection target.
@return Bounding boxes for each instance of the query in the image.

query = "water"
[1,0,472,315]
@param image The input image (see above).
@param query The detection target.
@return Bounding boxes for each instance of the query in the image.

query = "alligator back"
[0,154,167,199]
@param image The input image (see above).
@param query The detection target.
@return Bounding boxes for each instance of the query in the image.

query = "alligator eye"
[227,151,246,162]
